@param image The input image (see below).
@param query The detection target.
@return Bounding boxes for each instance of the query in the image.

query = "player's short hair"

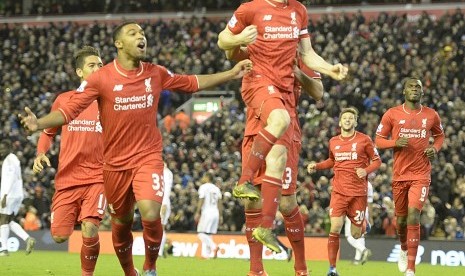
[339,107,359,121]
[74,46,100,69]
[402,77,422,88]
[203,172,214,182]
[112,21,139,43]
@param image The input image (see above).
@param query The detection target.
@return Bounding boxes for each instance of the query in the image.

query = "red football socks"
[407,224,420,272]
[328,232,340,268]
[239,129,278,184]
[111,221,136,276]
[142,219,163,271]
[261,176,282,228]
[245,208,264,273]
[81,235,100,276]
[397,224,408,251]
[283,207,306,271]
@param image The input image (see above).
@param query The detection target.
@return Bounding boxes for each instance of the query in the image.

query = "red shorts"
[242,80,293,125]
[104,160,164,219]
[50,183,105,237]
[281,139,301,195]
[242,120,298,193]
[392,180,430,216]
[329,191,368,227]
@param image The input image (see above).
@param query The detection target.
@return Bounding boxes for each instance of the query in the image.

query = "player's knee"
[265,146,287,169]
[53,235,69,243]
[81,221,99,238]
[279,197,296,215]
[352,231,362,239]
[267,109,290,135]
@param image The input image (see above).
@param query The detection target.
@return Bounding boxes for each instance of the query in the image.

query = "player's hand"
[424,147,437,161]
[33,153,51,173]
[1,195,6,208]
[307,162,317,174]
[328,63,348,80]
[239,25,258,45]
[18,107,39,132]
[194,212,200,224]
[395,137,409,148]
[355,168,367,178]
[231,59,253,79]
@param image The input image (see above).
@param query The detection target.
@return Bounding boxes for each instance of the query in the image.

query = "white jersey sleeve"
[1,153,23,198]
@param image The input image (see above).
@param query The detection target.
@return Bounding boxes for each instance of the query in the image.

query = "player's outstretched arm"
[298,38,348,81]
[19,107,66,132]
[196,59,252,90]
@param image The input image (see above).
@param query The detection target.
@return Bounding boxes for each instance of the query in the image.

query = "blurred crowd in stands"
[0,1,463,16]
[1,4,465,241]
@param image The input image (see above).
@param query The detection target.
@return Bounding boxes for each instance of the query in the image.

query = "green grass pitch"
[0,251,462,275]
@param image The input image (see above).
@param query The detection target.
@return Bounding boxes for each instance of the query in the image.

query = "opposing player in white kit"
[0,139,36,256]
[159,163,173,257]
[344,181,373,265]
[195,172,223,259]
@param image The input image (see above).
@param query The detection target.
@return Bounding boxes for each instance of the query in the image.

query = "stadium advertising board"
[339,238,465,267]
[6,230,68,252]
[69,231,465,266]
[68,231,328,260]
[191,98,222,123]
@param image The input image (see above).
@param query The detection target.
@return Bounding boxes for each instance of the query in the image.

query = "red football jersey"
[227,0,310,93]
[59,60,199,171]
[317,131,380,196]
[37,91,103,191]
[376,104,444,181]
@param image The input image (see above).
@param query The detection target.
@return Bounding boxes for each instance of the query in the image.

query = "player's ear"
[114,39,123,50]
[76,68,83,79]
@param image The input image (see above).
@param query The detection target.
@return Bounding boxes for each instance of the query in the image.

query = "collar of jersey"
[402,103,423,115]
[113,59,144,78]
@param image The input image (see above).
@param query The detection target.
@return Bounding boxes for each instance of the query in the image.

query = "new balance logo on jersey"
[263,15,272,21]
[387,244,424,264]
[113,84,123,91]
[335,145,341,150]
[399,120,406,124]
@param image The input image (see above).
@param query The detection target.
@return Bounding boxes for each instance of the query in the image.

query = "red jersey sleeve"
[37,94,64,154]
[298,6,310,39]
[316,139,335,170]
[431,110,444,137]
[227,3,252,35]
[431,110,445,152]
[376,109,393,138]
[59,74,101,123]
[158,65,199,93]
